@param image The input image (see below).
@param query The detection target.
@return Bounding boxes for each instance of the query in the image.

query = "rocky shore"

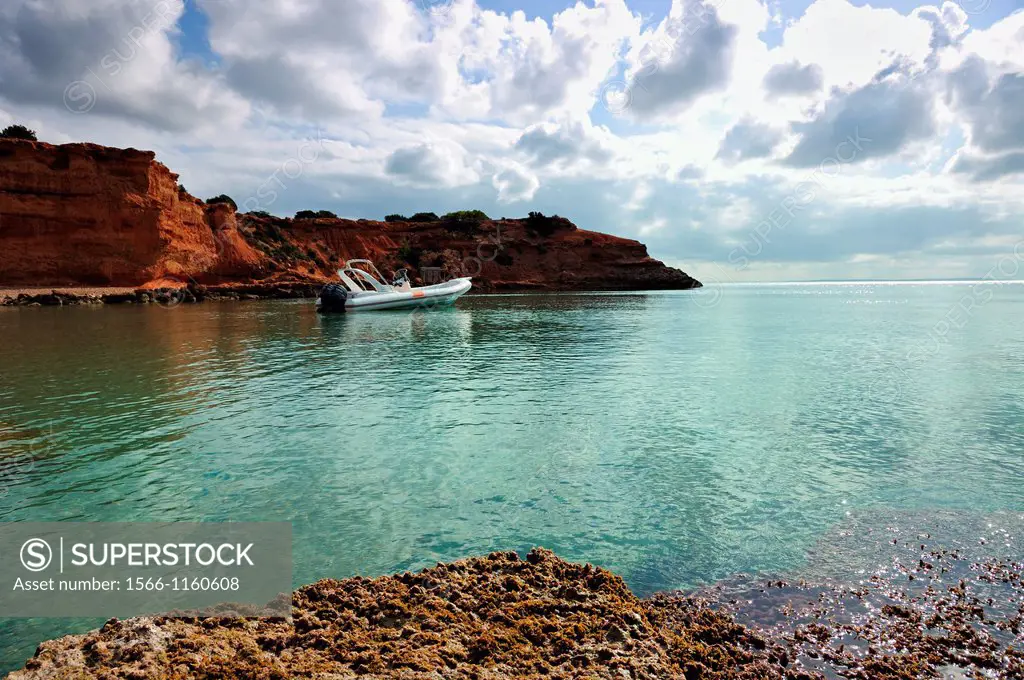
[0,282,320,307]
[7,547,1022,679]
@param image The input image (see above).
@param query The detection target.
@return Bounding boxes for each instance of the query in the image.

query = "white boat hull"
[317,277,472,312]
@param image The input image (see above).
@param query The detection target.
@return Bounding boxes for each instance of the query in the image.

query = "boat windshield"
[339,260,393,293]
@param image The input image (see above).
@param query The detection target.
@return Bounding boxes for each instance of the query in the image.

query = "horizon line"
[707,278,1024,285]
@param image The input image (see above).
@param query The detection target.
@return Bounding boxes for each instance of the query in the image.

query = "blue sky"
[1,0,1023,281]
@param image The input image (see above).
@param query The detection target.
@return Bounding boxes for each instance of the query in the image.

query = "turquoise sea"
[1,282,1023,672]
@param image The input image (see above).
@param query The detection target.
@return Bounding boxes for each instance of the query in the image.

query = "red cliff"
[0,139,700,295]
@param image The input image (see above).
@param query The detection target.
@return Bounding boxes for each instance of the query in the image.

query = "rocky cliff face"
[0,139,700,292]
[0,140,214,286]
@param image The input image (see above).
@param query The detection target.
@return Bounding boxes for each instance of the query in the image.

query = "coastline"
[0,284,320,308]
[0,282,703,308]
[7,546,1022,679]
[0,139,701,299]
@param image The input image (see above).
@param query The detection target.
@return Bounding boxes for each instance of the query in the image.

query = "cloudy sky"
[1,0,1022,282]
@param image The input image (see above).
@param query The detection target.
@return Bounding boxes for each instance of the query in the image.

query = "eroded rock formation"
[9,546,1023,679]
[8,550,799,680]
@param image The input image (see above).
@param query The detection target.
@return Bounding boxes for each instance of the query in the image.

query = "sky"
[1,0,1023,282]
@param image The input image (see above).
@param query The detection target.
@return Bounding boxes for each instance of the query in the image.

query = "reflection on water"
[0,284,1023,672]
[693,509,1024,678]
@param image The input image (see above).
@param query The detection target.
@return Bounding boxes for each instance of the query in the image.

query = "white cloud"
[784,69,938,167]
[492,162,540,203]
[615,0,739,121]
[958,8,1024,69]
[514,118,615,170]
[717,119,785,162]
[0,0,249,131]
[435,0,640,123]
[384,140,480,188]
[774,0,933,90]
[763,61,824,98]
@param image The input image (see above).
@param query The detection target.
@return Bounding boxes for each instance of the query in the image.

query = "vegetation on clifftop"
[296,210,338,219]
[0,124,37,141]
[442,210,490,223]
[206,194,237,210]
[526,211,566,237]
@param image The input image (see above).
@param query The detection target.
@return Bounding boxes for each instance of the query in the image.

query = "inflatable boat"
[316,260,472,312]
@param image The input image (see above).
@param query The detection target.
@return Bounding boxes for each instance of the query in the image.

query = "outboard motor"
[316,283,350,313]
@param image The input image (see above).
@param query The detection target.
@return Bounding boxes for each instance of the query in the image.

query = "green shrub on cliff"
[410,212,439,222]
[441,210,489,235]
[442,210,489,223]
[397,241,422,266]
[296,210,337,219]
[526,211,563,237]
[206,194,238,211]
[0,124,37,141]
[384,214,408,223]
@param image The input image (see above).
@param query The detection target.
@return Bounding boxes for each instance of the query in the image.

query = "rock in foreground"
[9,550,801,679]
[10,546,1024,678]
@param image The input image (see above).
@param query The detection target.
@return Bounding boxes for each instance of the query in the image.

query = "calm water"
[1,282,1023,671]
